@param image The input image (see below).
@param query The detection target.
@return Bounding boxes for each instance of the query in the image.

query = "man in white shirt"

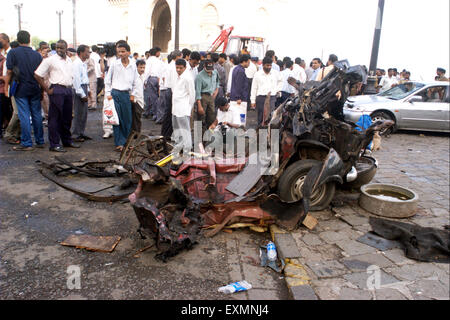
[72,45,91,143]
[172,59,196,163]
[161,50,182,139]
[104,42,138,151]
[378,68,399,92]
[131,59,146,133]
[143,47,163,120]
[226,54,239,95]
[280,60,298,104]
[207,96,242,154]
[187,51,201,80]
[245,57,258,106]
[35,39,78,152]
[251,57,283,126]
[293,57,307,84]
[87,46,101,111]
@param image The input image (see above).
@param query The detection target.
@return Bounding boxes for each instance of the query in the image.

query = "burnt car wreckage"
[39,61,394,261]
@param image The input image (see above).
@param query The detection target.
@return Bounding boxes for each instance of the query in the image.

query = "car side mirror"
[409,96,423,103]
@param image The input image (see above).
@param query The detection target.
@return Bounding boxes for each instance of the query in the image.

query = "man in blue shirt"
[5,30,44,151]
[230,54,250,105]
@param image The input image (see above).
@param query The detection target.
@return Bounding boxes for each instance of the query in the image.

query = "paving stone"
[433,262,450,274]
[344,270,400,290]
[319,230,348,243]
[289,285,318,300]
[242,264,279,289]
[385,263,448,284]
[407,280,450,300]
[315,219,352,232]
[430,208,449,218]
[335,240,377,256]
[301,233,323,246]
[382,249,416,265]
[228,263,243,283]
[413,217,449,228]
[374,288,407,300]
[338,287,373,300]
[341,253,393,271]
[273,233,301,259]
[314,244,345,261]
[356,232,402,251]
[306,260,349,279]
[354,224,372,233]
[311,278,353,300]
[339,214,370,227]
[248,289,281,300]
[308,210,335,221]
[298,246,325,263]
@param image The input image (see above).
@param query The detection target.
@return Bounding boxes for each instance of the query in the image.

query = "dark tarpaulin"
[369,217,450,263]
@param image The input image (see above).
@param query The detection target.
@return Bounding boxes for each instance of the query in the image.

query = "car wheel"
[277,160,336,211]
[371,111,395,135]
[344,156,377,189]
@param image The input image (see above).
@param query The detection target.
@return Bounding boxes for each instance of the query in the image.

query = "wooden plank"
[61,235,121,253]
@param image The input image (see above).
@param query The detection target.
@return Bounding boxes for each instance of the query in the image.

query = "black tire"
[371,111,396,135]
[277,160,336,211]
[345,156,377,189]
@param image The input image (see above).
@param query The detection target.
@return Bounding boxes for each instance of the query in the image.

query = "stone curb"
[270,225,318,300]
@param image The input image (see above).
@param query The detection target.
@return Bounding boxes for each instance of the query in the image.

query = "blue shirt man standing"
[5,30,44,151]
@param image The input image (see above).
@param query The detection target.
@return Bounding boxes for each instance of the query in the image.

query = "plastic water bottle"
[218,281,252,294]
[267,241,277,261]
[240,113,246,125]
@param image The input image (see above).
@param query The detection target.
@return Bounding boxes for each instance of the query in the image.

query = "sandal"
[6,138,20,145]
[13,145,34,151]
[115,146,124,152]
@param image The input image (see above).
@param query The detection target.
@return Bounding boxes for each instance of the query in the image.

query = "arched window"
[200,4,219,45]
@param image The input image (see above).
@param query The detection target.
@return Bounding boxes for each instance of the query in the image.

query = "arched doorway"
[151,0,171,52]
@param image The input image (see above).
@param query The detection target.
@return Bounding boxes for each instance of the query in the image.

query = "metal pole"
[57,11,63,40]
[364,0,385,95]
[175,0,180,50]
[72,0,77,47]
[15,3,23,31]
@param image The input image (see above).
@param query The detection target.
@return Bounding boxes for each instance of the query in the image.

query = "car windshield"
[378,82,425,100]
[247,40,264,60]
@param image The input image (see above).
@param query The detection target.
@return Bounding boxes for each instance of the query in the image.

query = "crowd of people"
[0,30,448,154]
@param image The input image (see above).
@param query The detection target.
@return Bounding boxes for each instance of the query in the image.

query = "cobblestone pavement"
[285,131,450,300]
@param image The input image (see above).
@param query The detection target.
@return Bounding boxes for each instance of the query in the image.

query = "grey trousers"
[255,95,276,127]
[172,115,192,164]
[72,86,88,137]
[4,96,21,140]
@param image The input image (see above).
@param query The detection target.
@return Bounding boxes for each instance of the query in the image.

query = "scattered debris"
[61,235,121,253]
[260,245,282,273]
[302,214,318,230]
[218,280,252,294]
[133,243,156,258]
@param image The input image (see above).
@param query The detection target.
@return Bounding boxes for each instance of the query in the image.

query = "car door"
[400,85,450,131]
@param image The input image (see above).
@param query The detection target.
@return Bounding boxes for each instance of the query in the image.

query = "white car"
[344,81,450,133]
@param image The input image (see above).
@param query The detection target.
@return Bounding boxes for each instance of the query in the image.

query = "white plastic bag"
[103,98,119,126]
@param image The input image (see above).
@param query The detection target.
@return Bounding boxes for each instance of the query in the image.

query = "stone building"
[108,0,286,55]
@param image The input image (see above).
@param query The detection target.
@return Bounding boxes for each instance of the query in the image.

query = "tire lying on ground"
[277,159,336,211]
[344,156,377,190]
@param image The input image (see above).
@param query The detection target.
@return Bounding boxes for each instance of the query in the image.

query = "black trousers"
[160,89,173,138]
[131,102,143,133]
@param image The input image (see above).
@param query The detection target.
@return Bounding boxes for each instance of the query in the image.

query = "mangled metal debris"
[41,61,395,261]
